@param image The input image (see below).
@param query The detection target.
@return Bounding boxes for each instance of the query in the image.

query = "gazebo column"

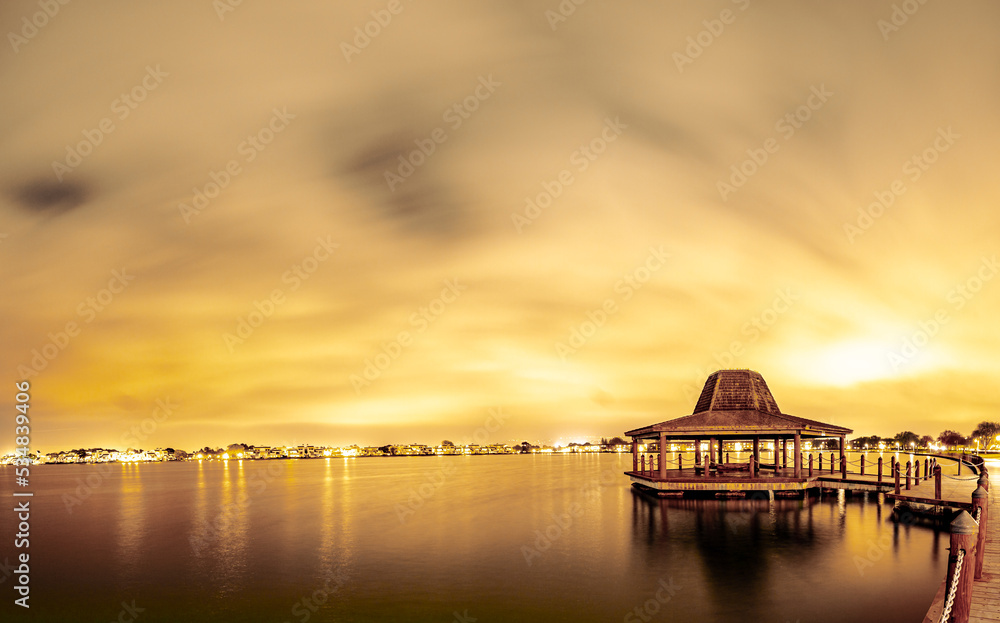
[782,439,788,469]
[694,437,702,467]
[839,434,847,479]
[658,432,667,479]
[773,438,780,468]
[632,439,638,472]
[752,437,760,474]
[793,432,802,478]
[709,437,717,465]
[718,438,725,464]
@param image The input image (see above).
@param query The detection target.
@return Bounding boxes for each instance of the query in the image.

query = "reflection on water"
[1,454,949,623]
[116,463,146,584]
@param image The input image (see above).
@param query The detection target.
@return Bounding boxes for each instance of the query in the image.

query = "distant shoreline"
[7,447,994,466]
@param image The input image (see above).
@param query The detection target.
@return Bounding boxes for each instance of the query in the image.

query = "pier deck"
[970,467,998,623]
[626,457,979,505]
[921,461,996,623]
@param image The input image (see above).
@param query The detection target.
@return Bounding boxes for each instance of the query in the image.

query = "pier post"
[861,455,866,477]
[632,439,638,472]
[809,454,814,477]
[704,454,710,476]
[906,461,912,490]
[694,438,702,468]
[726,452,730,464]
[793,432,802,478]
[947,511,979,623]
[973,485,988,581]
[659,433,667,480]
[935,465,942,500]
[818,454,823,471]
[979,471,989,493]
[640,455,645,474]
[749,455,756,475]
[895,463,901,495]
[830,452,836,473]
[877,456,883,483]
[915,461,921,486]
[678,455,683,471]
[839,435,846,479]
[924,459,929,480]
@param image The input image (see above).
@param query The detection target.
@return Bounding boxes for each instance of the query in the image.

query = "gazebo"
[625,369,853,493]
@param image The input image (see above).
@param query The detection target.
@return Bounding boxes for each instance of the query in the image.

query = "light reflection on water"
[115,463,146,585]
[2,454,949,622]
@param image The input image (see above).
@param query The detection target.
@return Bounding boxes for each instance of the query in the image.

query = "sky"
[2,1,999,453]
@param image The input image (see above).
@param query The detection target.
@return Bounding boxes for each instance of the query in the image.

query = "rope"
[942,474,981,481]
[939,548,965,623]
[975,506,982,525]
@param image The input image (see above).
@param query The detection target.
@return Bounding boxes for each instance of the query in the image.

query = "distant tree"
[519,441,532,454]
[851,435,882,449]
[894,431,921,449]
[970,421,1000,450]
[608,437,627,446]
[919,436,934,448]
[938,430,967,449]
[441,440,454,447]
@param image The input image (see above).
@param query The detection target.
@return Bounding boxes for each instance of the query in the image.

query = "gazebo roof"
[625,369,852,439]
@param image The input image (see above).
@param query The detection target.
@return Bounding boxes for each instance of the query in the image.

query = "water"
[2,453,949,622]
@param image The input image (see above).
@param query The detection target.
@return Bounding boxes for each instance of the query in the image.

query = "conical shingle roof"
[625,370,852,438]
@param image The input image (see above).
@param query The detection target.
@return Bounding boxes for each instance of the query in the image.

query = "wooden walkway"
[628,455,980,505]
[970,465,998,623]
[829,462,980,509]
[921,461,996,623]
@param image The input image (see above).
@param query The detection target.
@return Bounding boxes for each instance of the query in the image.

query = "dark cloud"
[13,178,89,213]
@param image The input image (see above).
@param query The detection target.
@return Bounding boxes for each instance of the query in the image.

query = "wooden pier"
[626,453,977,503]
[623,370,994,622]
[969,469,998,623]
[921,459,995,623]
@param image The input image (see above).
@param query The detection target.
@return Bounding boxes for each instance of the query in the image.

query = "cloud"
[12,178,90,213]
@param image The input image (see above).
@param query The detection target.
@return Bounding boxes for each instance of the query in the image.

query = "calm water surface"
[2,453,949,622]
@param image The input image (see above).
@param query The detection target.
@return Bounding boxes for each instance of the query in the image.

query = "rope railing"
[938,548,965,623]
[942,474,982,481]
